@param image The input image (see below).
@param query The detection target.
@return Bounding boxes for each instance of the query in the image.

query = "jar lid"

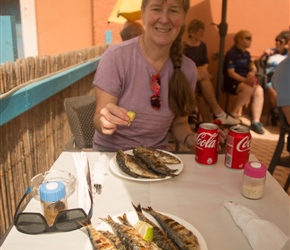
[40,181,66,202]
[244,161,267,178]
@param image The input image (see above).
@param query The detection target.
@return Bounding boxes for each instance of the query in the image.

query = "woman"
[260,30,290,125]
[183,19,240,125]
[92,0,198,151]
[223,30,265,134]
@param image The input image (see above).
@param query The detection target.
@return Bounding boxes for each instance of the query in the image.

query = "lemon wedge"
[134,220,154,242]
[127,111,136,126]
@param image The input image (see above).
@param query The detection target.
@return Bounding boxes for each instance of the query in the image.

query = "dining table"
[1,151,289,250]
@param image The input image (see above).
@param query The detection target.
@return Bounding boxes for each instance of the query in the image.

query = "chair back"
[64,95,96,149]
[278,106,290,134]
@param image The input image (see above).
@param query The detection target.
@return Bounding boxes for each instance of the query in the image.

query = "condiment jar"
[40,181,67,226]
[241,161,267,199]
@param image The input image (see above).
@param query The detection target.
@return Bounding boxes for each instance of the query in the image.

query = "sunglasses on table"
[150,73,161,110]
[13,186,93,234]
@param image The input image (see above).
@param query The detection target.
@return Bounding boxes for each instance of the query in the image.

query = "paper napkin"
[72,152,91,214]
[223,201,289,250]
[91,153,109,194]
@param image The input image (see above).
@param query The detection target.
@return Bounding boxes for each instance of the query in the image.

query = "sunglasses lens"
[16,214,47,234]
[151,95,161,110]
[55,209,87,231]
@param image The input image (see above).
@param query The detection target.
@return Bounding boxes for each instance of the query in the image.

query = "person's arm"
[248,61,257,73]
[227,68,247,83]
[282,106,290,125]
[93,86,129,135]
[170,115,196,149]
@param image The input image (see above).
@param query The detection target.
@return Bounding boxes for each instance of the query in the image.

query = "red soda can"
[195,123,219,165]
[225,125,251,169]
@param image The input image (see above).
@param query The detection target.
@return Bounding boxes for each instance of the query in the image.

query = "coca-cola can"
[195,123,219,165]
[225,125,251,169]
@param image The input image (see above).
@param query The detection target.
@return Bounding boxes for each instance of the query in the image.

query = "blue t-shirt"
[223,46,252,78]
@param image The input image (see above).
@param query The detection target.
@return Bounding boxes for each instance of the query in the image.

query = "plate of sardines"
[110,146,183,182]
[84,203,207,250]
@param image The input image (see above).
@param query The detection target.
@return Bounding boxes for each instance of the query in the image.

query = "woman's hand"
[99,103,130,134]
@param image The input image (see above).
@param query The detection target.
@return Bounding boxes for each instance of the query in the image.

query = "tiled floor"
[168,114,290,195]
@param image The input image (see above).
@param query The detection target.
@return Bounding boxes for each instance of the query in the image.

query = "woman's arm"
[170,115,196,149]
[93,86,129,135]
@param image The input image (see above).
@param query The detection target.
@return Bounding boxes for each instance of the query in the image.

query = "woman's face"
[275,37,287,53]
[192,28,204,40]
[141,0,186,47]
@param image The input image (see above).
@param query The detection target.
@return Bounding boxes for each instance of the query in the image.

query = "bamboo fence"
[0,45,108,239]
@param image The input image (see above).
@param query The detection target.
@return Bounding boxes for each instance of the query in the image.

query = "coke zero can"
[225,125,251,169]
[195,123,219,165]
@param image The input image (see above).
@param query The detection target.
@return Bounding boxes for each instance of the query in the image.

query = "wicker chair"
[268,107,290,191]
[64,95,96,150]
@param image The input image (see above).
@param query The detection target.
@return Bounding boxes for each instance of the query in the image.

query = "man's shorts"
[224,77,241,95]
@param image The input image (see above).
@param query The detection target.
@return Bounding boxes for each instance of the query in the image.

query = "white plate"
[85,211,208,250]
[109,149,184,182]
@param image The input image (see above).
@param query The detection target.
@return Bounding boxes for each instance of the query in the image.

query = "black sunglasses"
[150,74,161,110]
[13,187,93,234]
[245,36,252,41]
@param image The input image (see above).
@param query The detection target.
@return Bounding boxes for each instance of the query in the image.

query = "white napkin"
[72,152,91,214]
[223,201,289,250]
[91,153,109,194]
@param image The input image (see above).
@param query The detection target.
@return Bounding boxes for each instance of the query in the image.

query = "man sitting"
[183,19,240,125]
[223,30,265,134]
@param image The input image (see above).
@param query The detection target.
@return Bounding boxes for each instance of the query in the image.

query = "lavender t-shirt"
[92,37,197,151]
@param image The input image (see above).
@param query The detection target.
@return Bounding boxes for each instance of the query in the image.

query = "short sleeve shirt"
[223,46,252,77]
[183,41,209,67]
[92,37,197,151]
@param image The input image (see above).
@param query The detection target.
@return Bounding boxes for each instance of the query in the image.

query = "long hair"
[141,0,194,116]
[169,25,195,116]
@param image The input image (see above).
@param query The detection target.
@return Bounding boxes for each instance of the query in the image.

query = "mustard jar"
[241,161,267,199]
[40,181,67,226]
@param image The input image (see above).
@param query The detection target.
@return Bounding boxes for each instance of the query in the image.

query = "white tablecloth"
[2,152,289,250]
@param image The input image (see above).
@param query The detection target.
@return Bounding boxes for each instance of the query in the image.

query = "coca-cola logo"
[236,136,251,152]
[196,132,218,148]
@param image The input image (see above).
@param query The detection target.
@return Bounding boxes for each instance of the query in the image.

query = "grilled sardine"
[134,146,181,164]
[100,215,161,250]
[142,207,200,250]
[99,230,126,250]
[132,203,178,250]
[80,218,117,250]
[116,150,161,178]
[133,149,178,177]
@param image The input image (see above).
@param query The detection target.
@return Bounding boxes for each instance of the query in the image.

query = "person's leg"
[197,67,226,116]
[267,85,279,125]
[251,85,264,123]
[196,94,213,122]
[229,83,254,115]
[250,85,265,134]
[268,86,277,108]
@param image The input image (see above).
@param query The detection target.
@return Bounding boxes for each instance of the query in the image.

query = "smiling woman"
[91,0,202,152]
